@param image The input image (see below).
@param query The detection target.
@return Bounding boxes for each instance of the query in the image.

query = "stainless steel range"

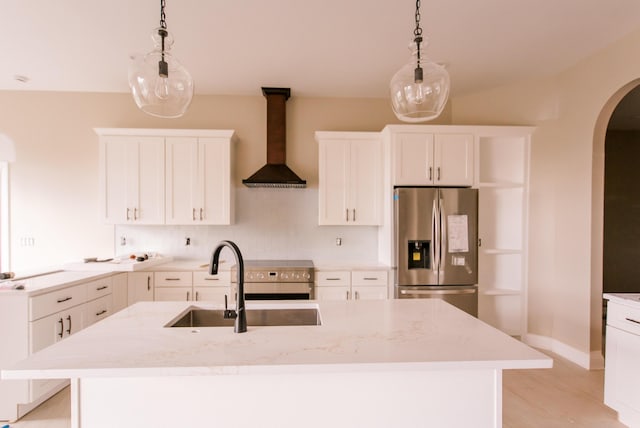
[231,260,314,300]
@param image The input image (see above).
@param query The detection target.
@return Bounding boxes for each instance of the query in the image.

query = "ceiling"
[3,0,640,99]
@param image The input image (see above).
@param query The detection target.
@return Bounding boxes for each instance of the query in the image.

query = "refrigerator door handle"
[439,197,446,273]
[431,198,438,272]
[399,289,476,296]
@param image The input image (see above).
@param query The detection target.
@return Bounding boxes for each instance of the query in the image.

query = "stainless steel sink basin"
[166,307,321,328]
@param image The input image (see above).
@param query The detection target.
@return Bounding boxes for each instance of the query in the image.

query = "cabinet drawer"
[30,284,87,321]
[86,277,112,301]
[85,295,113,326]
[352,271,388,286]
[316,271,351,286]
[607,300,640,336]
[154,272,193,287]
[193,270,231,287]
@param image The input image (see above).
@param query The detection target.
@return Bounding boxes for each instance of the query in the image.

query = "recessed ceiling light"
[14,75,30,83]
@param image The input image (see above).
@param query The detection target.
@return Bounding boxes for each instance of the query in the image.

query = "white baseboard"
[523,334,602,370]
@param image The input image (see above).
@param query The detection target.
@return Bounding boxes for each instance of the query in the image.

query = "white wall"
[452,27,640,365]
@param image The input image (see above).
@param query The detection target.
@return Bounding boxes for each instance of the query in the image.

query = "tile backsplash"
[115,188,379,263]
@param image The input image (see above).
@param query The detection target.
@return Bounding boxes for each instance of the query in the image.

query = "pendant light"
[390,0,449,122]
[128,0,194,118]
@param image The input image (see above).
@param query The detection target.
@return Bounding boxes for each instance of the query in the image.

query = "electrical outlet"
[336,237,342,246]
[185,237,191,246]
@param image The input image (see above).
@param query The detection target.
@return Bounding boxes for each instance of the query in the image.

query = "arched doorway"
[591,79,640,361]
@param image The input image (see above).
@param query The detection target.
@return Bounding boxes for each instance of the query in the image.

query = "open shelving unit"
[476,128,533,337]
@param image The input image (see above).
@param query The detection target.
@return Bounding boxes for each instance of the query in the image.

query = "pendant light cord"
[413,0,423,82]
[160,0,167,30]
[158,0,168,77]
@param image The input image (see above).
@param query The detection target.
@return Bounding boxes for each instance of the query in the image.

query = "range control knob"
[281,272,289,280]
[302,272,311,280]
[246,272,254,280]
[257,272,265,280]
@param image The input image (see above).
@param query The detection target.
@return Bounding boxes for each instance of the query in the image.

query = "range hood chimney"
[242,87,307,188]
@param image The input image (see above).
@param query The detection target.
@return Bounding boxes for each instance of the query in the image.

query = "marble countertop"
[0,270,114,297]
[63,256,173,272]
[604,293,640,307]
[2,299,551,380]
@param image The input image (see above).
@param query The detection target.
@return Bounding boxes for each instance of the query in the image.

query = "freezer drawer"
[395,285,478,317]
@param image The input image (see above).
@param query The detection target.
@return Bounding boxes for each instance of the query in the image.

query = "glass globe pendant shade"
[128,28,194,118]
[390,42,450,122]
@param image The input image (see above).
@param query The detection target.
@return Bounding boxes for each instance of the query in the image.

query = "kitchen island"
[2,299,551,428]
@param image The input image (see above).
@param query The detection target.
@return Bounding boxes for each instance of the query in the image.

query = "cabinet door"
[434,134,474,186]
[318,140,349,225]
[194,287,233,304]
[155,287,192,302]
[200,138,233,225]
[101,137,129,223]
[315,286,351,300]
[349,139,382,225]
[605,325,640,425]
[30,304,85,353]
[165,137,199,224]
[352,286,387,300]
[101,136,164,224]
[393,133,434,185]
[127,272,154,305]
[136,138,165,224]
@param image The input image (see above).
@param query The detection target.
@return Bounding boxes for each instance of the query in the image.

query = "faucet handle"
[223,294,237,320]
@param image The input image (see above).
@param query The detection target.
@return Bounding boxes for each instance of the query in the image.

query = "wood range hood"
[242,87,307,188]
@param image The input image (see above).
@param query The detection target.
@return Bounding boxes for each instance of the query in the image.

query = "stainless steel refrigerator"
[394,187,478,316]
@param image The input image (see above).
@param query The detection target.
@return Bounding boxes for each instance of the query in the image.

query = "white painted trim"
[523,333,594,369]
[93,128,237,139]
[0,162,9,271]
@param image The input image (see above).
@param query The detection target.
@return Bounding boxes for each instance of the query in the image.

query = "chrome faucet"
[209,240,247,333]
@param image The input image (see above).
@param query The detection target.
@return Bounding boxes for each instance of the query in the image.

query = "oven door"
[234,282,313,300]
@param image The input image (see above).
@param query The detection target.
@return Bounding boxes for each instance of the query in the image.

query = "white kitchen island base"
[3,299,550,428]
[74,370,502,428]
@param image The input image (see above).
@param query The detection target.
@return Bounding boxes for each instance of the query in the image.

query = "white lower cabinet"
[128,272,154,305]
[111,272,128,313]
[30,303,85,353]
[604,300,640,427]
[316,270,388,301]
[0,273,120,421]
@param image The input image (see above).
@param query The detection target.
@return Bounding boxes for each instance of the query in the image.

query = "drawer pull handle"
[96,309,107,316]
[165,278,181,281]
[205,278,219,281]
[58,318,64,338]
[66,315,72,335]
[625,317,640,325]
[326,278,341,281]
[57,296,72,303]
[96,286,108,291]
[363,277,378,281]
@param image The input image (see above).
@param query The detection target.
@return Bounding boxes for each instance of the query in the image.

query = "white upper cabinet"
[165,134,234,225]
[316,132,382,226]
[99,134,165,224]
[391,130,474,186]
[97,128,235,225]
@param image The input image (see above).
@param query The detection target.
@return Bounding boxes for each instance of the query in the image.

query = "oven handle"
[399,289,476,296]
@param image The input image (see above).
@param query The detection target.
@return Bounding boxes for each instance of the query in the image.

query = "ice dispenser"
[407,240,430,269]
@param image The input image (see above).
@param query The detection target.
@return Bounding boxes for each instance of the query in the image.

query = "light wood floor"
[6,350,626,428]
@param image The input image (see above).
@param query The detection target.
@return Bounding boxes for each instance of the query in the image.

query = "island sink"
[166,306,321,328]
